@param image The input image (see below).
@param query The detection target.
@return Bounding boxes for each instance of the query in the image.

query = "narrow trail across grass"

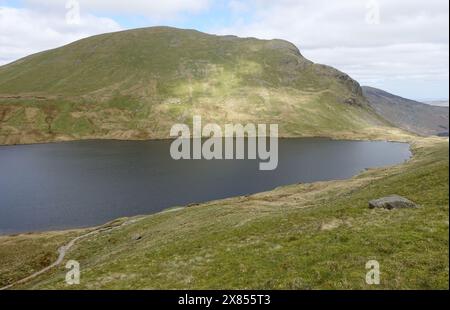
[0,218,143,290]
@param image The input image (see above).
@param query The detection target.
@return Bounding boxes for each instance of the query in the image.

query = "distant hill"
[362,86,449,137]
[0,27,397,145]
[423,100,449,107]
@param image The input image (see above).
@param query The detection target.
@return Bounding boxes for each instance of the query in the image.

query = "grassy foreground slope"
[0,27,399,145]
[2,137,447,290]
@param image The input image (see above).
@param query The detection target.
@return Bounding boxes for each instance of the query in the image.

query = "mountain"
[0,27,397,145]
[362,86,449,137]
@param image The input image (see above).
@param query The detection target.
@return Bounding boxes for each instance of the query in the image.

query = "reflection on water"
[0,138,411,234]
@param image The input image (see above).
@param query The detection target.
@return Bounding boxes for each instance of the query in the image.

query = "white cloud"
[214,0,449,99]
[228,1,249,14]
[221,0,448,48]
[25,0,211,19]
[0,6,121,65]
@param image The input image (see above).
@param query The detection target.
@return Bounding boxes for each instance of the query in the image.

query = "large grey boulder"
[369,195,418,210]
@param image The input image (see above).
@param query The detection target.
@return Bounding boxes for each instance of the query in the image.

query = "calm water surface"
[0,139,411,234]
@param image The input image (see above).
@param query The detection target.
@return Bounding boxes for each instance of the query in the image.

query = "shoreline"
[0,135,423,238]
[0,131,418,148]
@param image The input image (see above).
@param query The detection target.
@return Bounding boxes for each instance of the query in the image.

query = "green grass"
[3,138,447,290]
[0,231,80,287]
[0,27,399,145]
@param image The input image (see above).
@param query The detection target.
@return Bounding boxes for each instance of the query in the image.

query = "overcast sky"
[0,0,448,101]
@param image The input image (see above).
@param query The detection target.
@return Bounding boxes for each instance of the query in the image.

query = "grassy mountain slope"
[363,86,449,137]
[0,27,400,145]
[1,137,447,289]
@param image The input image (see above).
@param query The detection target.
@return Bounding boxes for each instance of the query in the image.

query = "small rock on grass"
[132,234,142,241]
